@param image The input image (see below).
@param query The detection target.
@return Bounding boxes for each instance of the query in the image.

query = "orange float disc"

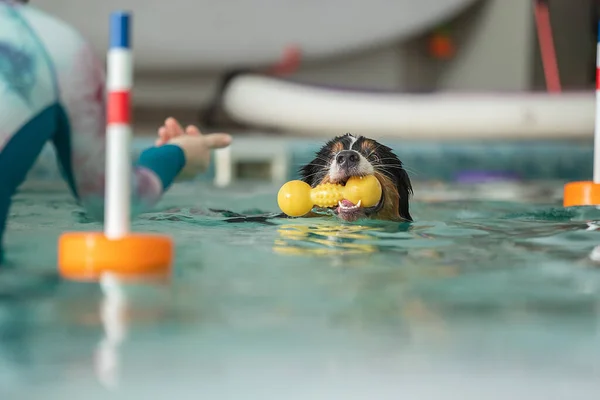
[563,181,600,207]
[58,231,173,281]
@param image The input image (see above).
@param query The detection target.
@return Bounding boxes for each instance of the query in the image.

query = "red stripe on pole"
[597,68,600,91]
[107,91,131,124]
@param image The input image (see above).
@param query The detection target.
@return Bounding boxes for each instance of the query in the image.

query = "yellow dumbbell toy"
[277,175,382,217]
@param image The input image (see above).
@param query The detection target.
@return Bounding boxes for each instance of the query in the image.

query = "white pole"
[104,12,133,239]
[593,22,600,183]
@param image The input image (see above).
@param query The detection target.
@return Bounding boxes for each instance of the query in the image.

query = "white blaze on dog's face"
[328,135,374,183]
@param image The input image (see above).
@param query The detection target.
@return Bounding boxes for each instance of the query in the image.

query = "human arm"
[53,43,230,219]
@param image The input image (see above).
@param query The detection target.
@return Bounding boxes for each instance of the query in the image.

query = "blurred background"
[33,0,596,134]
[22,0,598,189]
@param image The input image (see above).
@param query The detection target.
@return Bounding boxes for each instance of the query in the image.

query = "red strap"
[267,45,302,76]
[533,0,561,92]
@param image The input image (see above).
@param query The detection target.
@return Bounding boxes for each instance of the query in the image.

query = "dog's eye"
[370,153,380,162]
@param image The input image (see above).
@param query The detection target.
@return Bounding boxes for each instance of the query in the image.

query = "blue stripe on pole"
[597,21,600,44]
[110,11,131,49]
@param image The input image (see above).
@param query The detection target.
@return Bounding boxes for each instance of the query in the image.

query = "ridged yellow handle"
[310,183,344,208]
[277,175,382,217]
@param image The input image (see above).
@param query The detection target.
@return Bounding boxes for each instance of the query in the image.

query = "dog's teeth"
[338,200,362,211]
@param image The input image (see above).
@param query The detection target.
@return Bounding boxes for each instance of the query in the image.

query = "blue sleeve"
[136,144,186,190]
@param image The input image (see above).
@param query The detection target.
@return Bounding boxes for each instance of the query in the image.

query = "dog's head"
[299,133,413,222]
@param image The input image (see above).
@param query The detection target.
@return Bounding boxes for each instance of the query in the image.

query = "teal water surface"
[2,179,600,399]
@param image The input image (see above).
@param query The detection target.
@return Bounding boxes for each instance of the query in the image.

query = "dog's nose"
[336,150,360,168]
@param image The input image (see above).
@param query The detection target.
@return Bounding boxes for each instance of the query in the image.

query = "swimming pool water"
[3,179,600,399]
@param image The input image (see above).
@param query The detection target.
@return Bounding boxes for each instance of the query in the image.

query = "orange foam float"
[563,181,600,208]
[58,232,173,281]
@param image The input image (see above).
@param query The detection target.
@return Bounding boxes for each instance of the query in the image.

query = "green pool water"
[2,179,600,399]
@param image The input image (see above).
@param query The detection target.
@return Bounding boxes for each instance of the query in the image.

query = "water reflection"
[273,221,412,256]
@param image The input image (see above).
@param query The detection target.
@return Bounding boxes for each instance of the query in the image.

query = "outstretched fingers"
[156,117,185,146]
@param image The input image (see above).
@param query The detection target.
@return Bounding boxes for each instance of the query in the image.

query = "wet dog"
[298,133,413,222]
[208,133,413,224]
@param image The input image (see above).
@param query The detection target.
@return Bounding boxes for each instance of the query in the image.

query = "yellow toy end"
[278,180,314,217]
[344,175,382,207]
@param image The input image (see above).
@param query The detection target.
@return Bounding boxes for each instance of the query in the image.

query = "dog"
[298,133,413,222]
[208,133,413,225]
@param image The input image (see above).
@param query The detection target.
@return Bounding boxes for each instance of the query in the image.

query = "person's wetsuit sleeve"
[136,144,186,191]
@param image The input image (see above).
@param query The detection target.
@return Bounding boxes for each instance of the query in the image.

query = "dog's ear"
[299,140,337,186]
[372,141,413,222]
[395,168,413,222]
[299,162,320,186]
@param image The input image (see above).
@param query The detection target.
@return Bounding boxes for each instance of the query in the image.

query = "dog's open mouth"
[328,176,385,222]
[334,197,383,221]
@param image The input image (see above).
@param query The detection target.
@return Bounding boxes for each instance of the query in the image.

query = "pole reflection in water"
[96,273,126,389]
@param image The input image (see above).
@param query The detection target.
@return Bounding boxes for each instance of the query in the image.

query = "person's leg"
[0,195,9,264]
[0,1,61,263]
[0,106,59,264]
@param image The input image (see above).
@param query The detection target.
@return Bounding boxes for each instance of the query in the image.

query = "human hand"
[157,117,231,178]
